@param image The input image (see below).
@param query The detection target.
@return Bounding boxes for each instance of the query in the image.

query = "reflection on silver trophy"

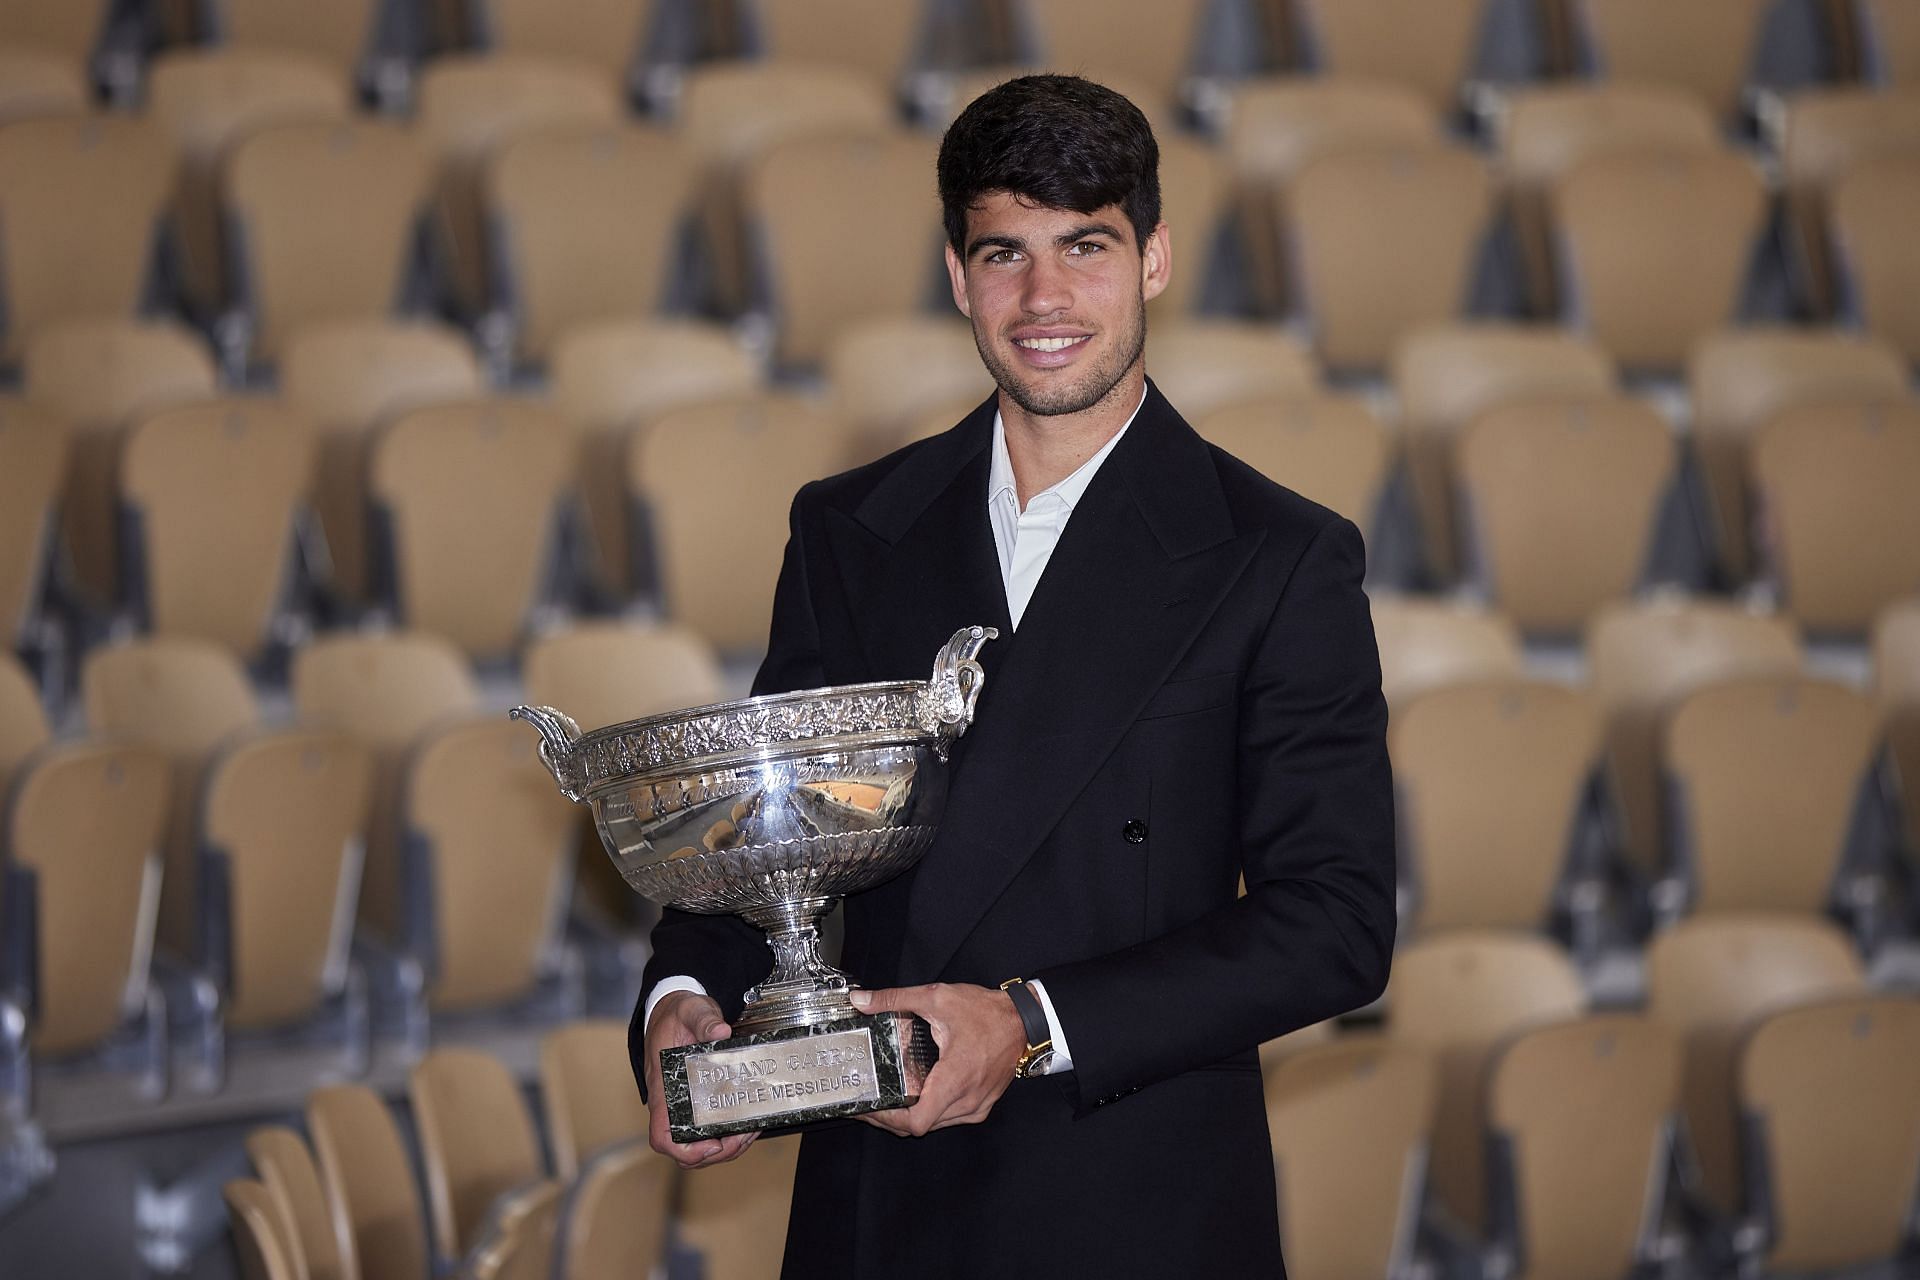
[512,625,996,1141]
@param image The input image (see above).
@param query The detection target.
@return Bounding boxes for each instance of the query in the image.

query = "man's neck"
[999,365,1147,509]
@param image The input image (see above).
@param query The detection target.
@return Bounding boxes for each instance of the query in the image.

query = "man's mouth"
[1013,335,1091,352]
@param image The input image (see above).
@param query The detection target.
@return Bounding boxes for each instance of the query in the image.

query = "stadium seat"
[553,1139,675,1280]
[1291,0,1489,115]
[222,1178,299,1280]
[224,119,436,366]
[473,0,659,88]
[486,123,698,365]
[750,0,929,85]
[1827,154,1920,361]
[1644,912,1865,1217]
[1146,134,1233,318]
[1262,1036,1436,1278]
[0,399,66,672]
[281,320,484,610]
[462,1178,563,1280]
[1549,148,1767,373]
[1286,144,1495,373]
[1368,596,1526,712]
[0,116,175,364]
[1736,995,1920,1272]
[1455,393,1676,636]
[119,398,315,662]
[1390,678,1605,937]
[631,394,859,654]
[1687,329,1908,585]
[0,2,118,88]
[523,622,725,731]
[1568,0,1770,121]
[1391,323,1616,584]
[1015,0,1212,110]
[243,1127,347,1280]
[826,317,992,459]
[210,0,404,97]
[1143,321,1318,420]
[675,1133,801,1280]
[0,655,48,796]
[1776,88,1920,315]
[1749,400,1920,634]
[367,398,575,661]
[540,1021,650,1180]
[409,1046,546,1263]
[0,49,88,126]
[306,1083,431,1280]
[1876,599,1920,708]
[1858,0,1920,85]
[1192,393,1393,533]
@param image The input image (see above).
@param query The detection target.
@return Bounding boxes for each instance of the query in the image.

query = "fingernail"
[849,991,871,1009]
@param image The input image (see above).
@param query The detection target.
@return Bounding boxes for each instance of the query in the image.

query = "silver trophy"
[512,625,995,1140]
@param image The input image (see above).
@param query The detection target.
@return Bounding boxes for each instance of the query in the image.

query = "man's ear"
[1140,221,1172,304]
[944,242,971,318]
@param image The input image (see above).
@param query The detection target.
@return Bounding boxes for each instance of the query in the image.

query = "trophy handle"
[509,705,585,799]
[924,625,997,759]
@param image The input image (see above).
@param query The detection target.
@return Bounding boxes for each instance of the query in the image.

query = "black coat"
[634,382,1397,1278]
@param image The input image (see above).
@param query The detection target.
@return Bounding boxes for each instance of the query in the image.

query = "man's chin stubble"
[978,325,1147,419]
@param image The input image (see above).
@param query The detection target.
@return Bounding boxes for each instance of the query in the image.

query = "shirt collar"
[987,384,1148,515]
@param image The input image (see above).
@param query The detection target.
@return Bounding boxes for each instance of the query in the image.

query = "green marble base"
[662,1011,938,1142]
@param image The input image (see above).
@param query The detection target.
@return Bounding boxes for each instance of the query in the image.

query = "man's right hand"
[645,990,760,1168]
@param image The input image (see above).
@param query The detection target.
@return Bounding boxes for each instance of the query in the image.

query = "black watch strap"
[999,977,1054,1076]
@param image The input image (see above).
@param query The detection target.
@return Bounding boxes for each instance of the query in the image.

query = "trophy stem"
[735,898,854,1033]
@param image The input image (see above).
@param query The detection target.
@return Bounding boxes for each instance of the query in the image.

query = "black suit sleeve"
[1031,515,1396,1108]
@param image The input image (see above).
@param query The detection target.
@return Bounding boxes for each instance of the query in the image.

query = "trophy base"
[661,1011,938,1143]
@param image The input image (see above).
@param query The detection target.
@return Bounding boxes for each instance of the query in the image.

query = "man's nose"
[1021,253,1071,317]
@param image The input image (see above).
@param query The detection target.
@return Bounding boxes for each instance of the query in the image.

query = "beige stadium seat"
[409,1047,546,1262]
[1875,599,1920,708]
[1483,1015,1684,1276]
[1750,400,1920,634]
[147,49,351,320]
[554,1139,675,1280]
[1828,154,1920,361]
[1263,1037,1436,1279]
[1550,148,1767,373]
[1860,0,1920,84]
[633,394,859,654]
[1738,995,1920,1273]
[1145,322,1318,421]
[1148,135,1233,319]
[307,1083,431,1280]
[487,124,697,365]
[244,1127,348,1280]
[539,1021,651,1180]
[215,0,394,87]
[463,1178,563,1280]
[1644,912,1865,1216]
[0,49,89,125]
[0,116,175,363]
[0,655,50,795]
[1777,89,1920,315]
[0,2,109,66]
[676,1133,801,1280]
[1019,0,1211,109]
[1455,394,1675,636]
[0,400,66,656]
[1368,596,1525,712]
[476,0,658,83]
[22,319,217,611]
[752,0,926,84]
[368,398,575,661]
[1687,329,1908,584]
[223,1178,300,1280]
[1391,323,1615,583]
[281,321,483,609]
[1293,0,1487,114]
[1287,144,1494,373]
[1388,931,1587,1238]
[745,131,941,369]
[1391,678,1605,935]
[225,120,435,365]
[1193,394,1393,532]
[1588,598,1801,883]
[1571,0,1769,121]
[826,317,992,458]
[523,622,724,732]
[403,717,580,1011]
[1499,83,1719,312]
[929,67,1179,140]
[120,399,315,661]
[2,740,170,1061]
[1664,675,1880,916]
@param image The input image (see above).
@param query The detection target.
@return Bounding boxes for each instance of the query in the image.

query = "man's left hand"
[849,983,1026,1136]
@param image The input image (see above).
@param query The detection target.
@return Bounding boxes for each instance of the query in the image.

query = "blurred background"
[0,0,1918,1276]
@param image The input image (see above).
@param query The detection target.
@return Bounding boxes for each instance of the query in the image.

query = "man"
[634,74,1395,1277]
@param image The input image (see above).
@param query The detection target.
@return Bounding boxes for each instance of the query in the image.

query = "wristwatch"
[999,977,1055,1078]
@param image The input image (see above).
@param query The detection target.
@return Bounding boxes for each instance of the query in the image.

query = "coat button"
[1122,819,1148,844]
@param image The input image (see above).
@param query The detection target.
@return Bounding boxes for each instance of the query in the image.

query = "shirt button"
[1122,819,1148,844]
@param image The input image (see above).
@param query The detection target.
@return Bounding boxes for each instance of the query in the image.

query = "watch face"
[1020,1049,1055,1078]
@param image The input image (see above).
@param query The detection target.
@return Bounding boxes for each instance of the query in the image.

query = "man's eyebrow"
[1055,221,1125,247]
[966,233,1026,259]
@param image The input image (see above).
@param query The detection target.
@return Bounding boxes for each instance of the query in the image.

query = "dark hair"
[937,74,1161,256]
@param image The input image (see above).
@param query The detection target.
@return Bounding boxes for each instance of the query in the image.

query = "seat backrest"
[0,398,67,651]
[1228,76,1440,192]
[555,1139,675,1280]
[1456,393,1674,636]
[0,116,175,360]
[1021,0,1210,103]
[1741,994,1920,1270]
[369,398,575,660]
[1287,144,1493,373]
[120,398,315,660]
[0,0,109,61]
[1644,912,1865,1214]
[1145,322,1319,421]
[1263,1036,1436,1279]
[293,632,478,752]
[1778,88,1920,312]
[1367,596,1525,713]
[1874,598,1920,709]
[550,320,762,436]
[479,0,657,80]
[1148,134,1232,318]
[488,124,696,363]
[5,740,171,1055]
[408,1046,545,1262]
[679,61,894,169]
[1828,153,1920,361]
[217,0,387,80]
[245,1126,347,1280]
[306,1083,430,1280]
[1688,329,1908,581]
[1193,393,1392,530]
[1750,400,1920,634]
[1860,0,1920,84]
[404,717,579,1009]
[1573,0,1768,119]
[0,49,89,126]
[1392,678,1603,932]
[0,653,49,796]
[752,0,925,81]
[1294,0,1487,113]
[203,729,373,1030]
[826,317,991,451]
[1486,1015,1683,1277]
[463,1178,562,1280]
[675,1134,801,1280]
[226,120,434,362]
[538,1021,651,1180]
[224,1178,302,1280]
[522,622,725,733]
[1550,147,1767,373]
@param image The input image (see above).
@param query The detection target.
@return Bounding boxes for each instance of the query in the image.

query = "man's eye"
[1067,241,1106,256]
[984,249,1020,264]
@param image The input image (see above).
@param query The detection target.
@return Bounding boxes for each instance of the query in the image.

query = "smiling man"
[636,75,1396,1277]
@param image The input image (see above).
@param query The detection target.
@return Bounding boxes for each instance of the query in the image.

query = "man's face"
[945,193,1171,418]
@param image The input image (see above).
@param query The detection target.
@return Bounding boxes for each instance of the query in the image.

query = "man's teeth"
[1015,336,1088,351]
